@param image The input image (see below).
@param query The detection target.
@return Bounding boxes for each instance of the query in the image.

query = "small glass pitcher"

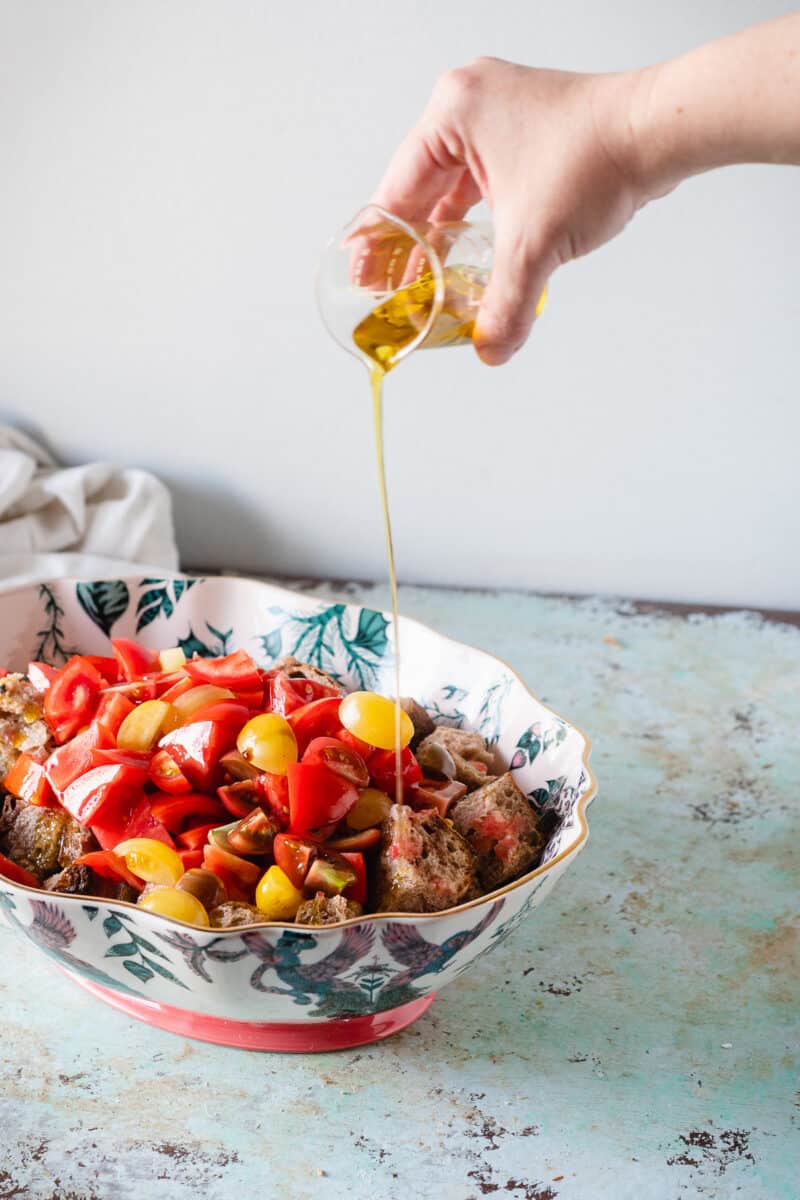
[317,205,502,372]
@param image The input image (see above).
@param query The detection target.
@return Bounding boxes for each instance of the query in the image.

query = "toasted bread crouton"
[375,804,478,912]
[450,772,544,891]
[416,726,497,791]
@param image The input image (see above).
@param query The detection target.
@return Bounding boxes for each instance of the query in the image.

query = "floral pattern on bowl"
[0,576,596,1030]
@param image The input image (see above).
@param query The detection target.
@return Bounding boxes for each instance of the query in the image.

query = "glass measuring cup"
[317,205,499,372]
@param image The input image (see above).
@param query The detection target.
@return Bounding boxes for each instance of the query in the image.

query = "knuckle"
[432,63,485,109]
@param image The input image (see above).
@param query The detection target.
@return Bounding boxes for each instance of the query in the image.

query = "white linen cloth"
[0,426,178,590]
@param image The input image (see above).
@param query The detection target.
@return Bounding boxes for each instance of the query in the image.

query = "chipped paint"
[1,584,798,1199]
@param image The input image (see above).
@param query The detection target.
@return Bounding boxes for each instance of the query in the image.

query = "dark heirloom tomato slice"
[44,656,105,744]
[3,753,56,808]
[111,638,159,682]
[286,697,342,754]
[159,720,238,791]
[286,762,358,836]
[74,849,144,893]
[217,780,260,819]
[302,737,369,788]
[273,833,320,890]
[327,828,382,853]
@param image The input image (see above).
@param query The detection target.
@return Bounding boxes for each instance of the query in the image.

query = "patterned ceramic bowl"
[0,575,596,1052]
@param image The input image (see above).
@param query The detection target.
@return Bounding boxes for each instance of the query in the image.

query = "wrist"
[624,64,690,202]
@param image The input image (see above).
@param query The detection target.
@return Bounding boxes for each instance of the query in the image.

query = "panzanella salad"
[0,641,546,927]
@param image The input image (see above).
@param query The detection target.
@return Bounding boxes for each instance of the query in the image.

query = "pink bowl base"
[59,967,436,1052]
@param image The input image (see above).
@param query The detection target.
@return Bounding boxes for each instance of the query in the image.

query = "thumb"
[474,219,551,366]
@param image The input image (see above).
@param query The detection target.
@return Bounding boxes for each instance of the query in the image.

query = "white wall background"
[0,0,797,608]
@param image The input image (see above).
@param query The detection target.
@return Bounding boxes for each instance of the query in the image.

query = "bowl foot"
[57,966,436,1052]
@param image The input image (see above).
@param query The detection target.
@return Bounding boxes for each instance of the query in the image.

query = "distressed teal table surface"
[1,583,798,1200]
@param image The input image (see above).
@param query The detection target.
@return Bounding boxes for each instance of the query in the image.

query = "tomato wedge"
[176,823,219,851]
[327,828,382,853]
[177,848,204,871]
[270,672,340,716]
[217,780,259,819]
[0,852,40,888]
[368,747,423,796]
[202,843,260,902]
[273,833,320,890]
[286,697,342,754]
[185,650,262,695]
[74,849,144,893]
[44,655,105,744]
[61,762,149,825]
[159,720,238,791]
[149,748,193,794]
[335,728,375,758]
[3,753,56,807]
[286,761,358,836]
[303,737,369,787]
[94,691,135,739]
[183,700,249,728]
[83,656,120,684]
[111,638,159,682]
[150,793,226,833]
[90,793,173,852]
[254,772,290,827]
[341,851,367,905]
[46,724,116,793]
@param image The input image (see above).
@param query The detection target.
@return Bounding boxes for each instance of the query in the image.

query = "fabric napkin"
[0,425,179,590]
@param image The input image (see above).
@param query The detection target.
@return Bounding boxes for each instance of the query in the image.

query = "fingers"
[429,168,482,224]
[371,124,464,224]
[474,217,552,366]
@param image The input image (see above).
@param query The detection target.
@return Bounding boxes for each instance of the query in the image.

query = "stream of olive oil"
[354,269,480,805]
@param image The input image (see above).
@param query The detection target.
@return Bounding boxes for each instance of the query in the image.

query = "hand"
[371,58,649,365]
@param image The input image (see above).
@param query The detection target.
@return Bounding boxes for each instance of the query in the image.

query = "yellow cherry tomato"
[117,699,179,751]
[138,886,210,926]
[172,684,235,722]
[158,647,187,673]
[339,691,413,751]
[346,787,393,830]
[255,865,304,921]
[114,838,184,886]
[237,714,298,775]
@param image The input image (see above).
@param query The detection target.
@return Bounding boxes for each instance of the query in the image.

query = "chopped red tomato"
[159,675,195,704]
[185,650,262,697]
[111,638,159,682]
[369,747,423,796]
[271,672,339,716]
[335,727,375,758]
[61,762,149,825]
[184,700,249,728]
[92,748,154,770]
[341,851,367,905]
[3,753,55,807]
[286,697,342,754]
[149,748,192,794]
[74,849,144,893]
[158,720,237,790]
[254,771,290,827]
[93,691,135,739]
[0,852,40,888]
[286,761,358,836]
[303,737,369,788]
[90,793,173,851]
[202,843,260,902]
[83,656,120,684]
[177,848,204,870]
[44,655,105,744]
[26,661,58,692]
[150,793,226,833]
[176,823,218,851]
[46,724,115,793]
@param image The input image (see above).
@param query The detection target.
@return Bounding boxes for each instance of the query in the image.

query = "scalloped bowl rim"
[0,575,598,933]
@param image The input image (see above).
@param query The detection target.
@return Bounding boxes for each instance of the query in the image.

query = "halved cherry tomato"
[172,684,235,722]
[90,793,173,852]
[111,638,159,682]
[61,761,150,824]
[26,661,58,692]
[117,699,179,751]
[286,697,342,754]
[303,737,369,788]
[202,843,261,902]
[185,650,262,695]
[150,793,226,833]
[341,851,367,905]
[46,724,115,794]
[177,848,204,871]
[273,833,320,890]
[176,822,219,851]
[184,700,249,727]
[84,656,120,684]
[93,691,135,739]
[286,761,358,836]
[44,655,105,744]
[3,753,55,808]
[368,747,423,797]
[226,808,278,856]
[74,849,144,893]
[254,772,290,827]
[149,748,192,794]
[0,852,40,888]
[335,727,375,758]
[217,780,259,819]
[270,672,340,716]
[159,720,238,791]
